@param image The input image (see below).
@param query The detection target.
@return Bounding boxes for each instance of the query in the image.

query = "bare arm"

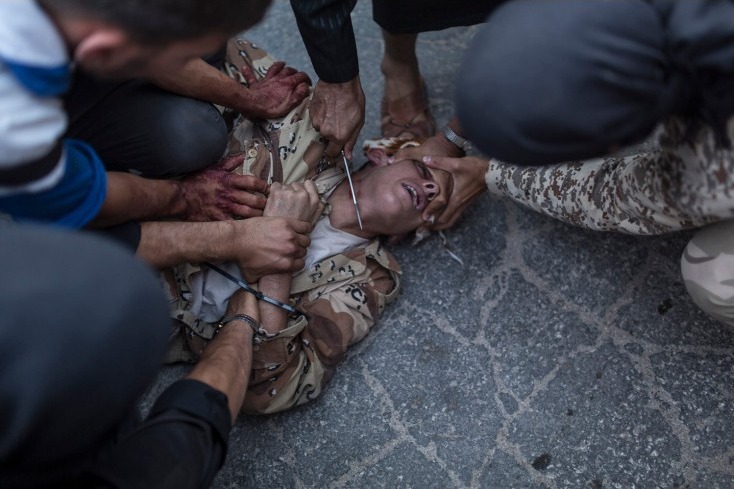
[137,217,312,282]
[90,172,184,228]
[257,181,322,333]
[89,155,270,228]
[149,57,311,120]
[186,289,257,424]
[257,274,293,334]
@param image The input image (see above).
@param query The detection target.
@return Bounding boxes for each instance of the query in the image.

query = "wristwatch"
[441,125,472,153]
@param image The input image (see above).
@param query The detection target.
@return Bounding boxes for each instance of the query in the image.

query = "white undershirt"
[303,213,368,270]
[189,214,368,322]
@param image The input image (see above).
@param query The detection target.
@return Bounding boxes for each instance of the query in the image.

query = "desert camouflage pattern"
[681,220,734,326]
[162,39,402,414]
[485,117,734,235]
[220,38,334,185]
[163,239,401,414]
[485,116,734,325]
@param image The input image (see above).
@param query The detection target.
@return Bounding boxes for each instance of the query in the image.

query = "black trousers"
[372,0,503,34]
[63,63,229,248]
[0,226,170,487]
[63,69,228,179]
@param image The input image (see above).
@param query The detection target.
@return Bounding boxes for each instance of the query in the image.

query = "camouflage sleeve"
[241,260,399,415]
[485,117,734,235]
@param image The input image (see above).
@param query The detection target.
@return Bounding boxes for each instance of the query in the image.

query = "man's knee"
[681,220,734,326]
[72,82,228,177]
[149,94,228,176]
[0,226,170,467]
[456,0,667,164]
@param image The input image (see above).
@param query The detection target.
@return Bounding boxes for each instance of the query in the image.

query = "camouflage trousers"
[485,117,734,325]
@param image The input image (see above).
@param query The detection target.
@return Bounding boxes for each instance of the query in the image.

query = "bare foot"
[380,31,435,139]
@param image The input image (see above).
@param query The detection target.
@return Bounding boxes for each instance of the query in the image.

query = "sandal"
[380,79,436,140]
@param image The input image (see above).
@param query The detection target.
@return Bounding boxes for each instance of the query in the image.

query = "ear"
[74,28,130,68]
[366,147,394,167]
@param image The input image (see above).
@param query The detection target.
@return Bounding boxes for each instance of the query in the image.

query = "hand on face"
[391,156,453,225]
[388,136,484,230]
[422,155,489,230]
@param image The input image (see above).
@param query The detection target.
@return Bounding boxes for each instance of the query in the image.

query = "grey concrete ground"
[147,2,734,487]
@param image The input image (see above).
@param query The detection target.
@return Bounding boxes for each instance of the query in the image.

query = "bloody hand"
[178,153,269,221]
[239,62,311,119]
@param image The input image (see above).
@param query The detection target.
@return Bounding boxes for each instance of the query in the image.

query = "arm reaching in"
[137,217,311,282]
[176,153,269,221]
[239,62,312,120]
[257,180,322,333]
[483,150,725,235]
[289,0,363,158]
[428,117,734,235]
[92,154,269,227]
[423,155,489,230]
[149,57,311,119]
[186,289,258,423]
[310,77,365,159]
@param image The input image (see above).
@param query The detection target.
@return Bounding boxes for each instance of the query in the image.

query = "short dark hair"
[38,0,271,44]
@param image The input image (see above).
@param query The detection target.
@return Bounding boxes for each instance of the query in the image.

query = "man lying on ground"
[160,39,455,414]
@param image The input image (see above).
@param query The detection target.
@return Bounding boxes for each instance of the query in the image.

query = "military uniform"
[162,40,402,414]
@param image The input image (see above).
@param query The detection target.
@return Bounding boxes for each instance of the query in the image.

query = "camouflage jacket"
[485,117,734,235]
[162,38,402,414]
[163,239,401,414]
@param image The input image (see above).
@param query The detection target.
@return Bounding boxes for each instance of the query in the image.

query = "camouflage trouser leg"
[681,220,734,326]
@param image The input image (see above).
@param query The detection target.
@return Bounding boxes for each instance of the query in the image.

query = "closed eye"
[413,160,432,180]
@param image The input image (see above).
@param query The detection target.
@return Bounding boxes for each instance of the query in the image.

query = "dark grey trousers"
[0,225,169,487]
[64,69,228,179]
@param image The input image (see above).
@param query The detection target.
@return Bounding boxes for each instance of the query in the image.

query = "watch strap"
[441,125,471,153]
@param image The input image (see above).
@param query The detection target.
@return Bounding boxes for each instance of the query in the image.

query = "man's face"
[76,31,226,79]
[358,157,453,236]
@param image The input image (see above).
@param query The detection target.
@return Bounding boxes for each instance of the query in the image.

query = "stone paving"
[147,2,734,487]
